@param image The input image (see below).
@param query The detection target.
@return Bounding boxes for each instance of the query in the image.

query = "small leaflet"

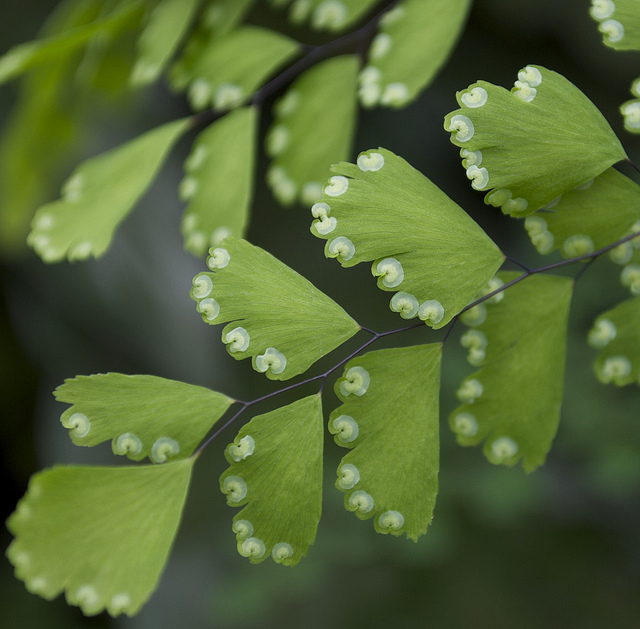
[523,168,640,261]
[285,0,380,32]
[589,295,640,387]
[590,0,640,51]
[27,117,190,263]
[129,0,201,86]
[190,237,360,380]
[444,65,627,216]
[7,459,194,617]
[55,373,234,462]
[620,76,640,134]
[451,273,574,472]
[359,0,472,109]
[0,2,142,85]
[330,344,441,541]
[0,0,110,256]
[186,26,300,112]
[220,395,323,565]
[169,0,256,91]
[310,148,505,328]
[181,106,257,256]
[266,55,358,207]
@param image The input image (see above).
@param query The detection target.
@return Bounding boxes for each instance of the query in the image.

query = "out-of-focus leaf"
[590,0,640,50]
[451,273,573,472]
[27,117,190,263]
[266,55,358,207]
[0,1,143,84]
[359,0,471,108]
[589,295,640,387]
[130,0,201,86]
[181,106,257,256]
[186,25,300,111]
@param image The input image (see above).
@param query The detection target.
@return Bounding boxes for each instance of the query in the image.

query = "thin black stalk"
[505,255,530,272]
[195,228,640,454]
[190,0,399,129]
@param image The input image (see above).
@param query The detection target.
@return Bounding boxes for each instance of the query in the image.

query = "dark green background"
[2,1,640,627]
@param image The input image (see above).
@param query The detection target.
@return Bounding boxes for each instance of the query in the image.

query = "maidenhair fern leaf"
[55,373,233,462]
[220,395,323,565]
[0,58,78,256]
[523,168,640,259]
[186,26,300,111]
[286,0,379,32]
[7,459,194,617]
[359,0,471,109]
[444,65,627,216]
[620,75,640,133]
[590,0,640,50]
[181,107,257,255]
[589,295,640,386]
[619,246,640,294]
[129,0,201,86]
[168,0,256,91]
[266,55,358,206]
[190,237,360,379]
[27,117,190,262]
[451,273,574,472]
[330,344,441,541]
[310,148,505,328]
[0,2,143,85]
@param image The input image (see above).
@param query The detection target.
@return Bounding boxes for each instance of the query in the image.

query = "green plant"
[2,0,640,619]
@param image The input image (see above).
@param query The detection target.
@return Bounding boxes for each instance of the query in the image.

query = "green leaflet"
[27,117,190,263]
[589,295,640,386]
[55,373,233,462]
[129,0,201,86]
[190,237,360,379]
[0,0,124,256]
[520,168,640,297]
[451,273,574,472]
[0,1,143,85]
[590,0,640,50]
[330,345,441,541]
[266,55,359,206]
[620,76,640,133]
[523,168,640,260]
[359,0,471,109]
[444,65,627,216]
[168,0,256,91]
[6,458,194,617]
[220,395,323,565]
[181,107,257,256]
[310,148,505,329]
[0,57,82,257]
[186,25,300,111]
[619,252,640,295]
[286,0,380,32]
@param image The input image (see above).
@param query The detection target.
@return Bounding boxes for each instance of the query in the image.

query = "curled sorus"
[339,366,370,397]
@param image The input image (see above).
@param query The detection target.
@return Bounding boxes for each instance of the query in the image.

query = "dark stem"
[461,230,640,313]
[195,228,640,455]
[505,255,530,272]
[190,0,399,129]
